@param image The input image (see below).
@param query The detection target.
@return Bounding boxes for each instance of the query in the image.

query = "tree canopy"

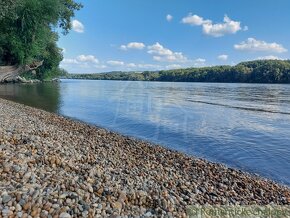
[0,0,82,79]
[65,60,290,84]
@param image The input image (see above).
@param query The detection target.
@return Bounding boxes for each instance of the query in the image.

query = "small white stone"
[59,212,71,218]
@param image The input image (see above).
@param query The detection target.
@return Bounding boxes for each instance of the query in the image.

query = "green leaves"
[0,0,82,79]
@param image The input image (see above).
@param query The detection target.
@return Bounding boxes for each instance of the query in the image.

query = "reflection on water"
[0,79,290,186]
[0,82,61,113]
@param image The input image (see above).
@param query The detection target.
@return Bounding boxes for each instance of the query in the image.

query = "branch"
[25,60,44,71]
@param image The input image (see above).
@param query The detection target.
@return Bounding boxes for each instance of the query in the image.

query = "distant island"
[64,60,290,83]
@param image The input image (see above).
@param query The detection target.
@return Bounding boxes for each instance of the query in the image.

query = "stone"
[2,208,11,216]
[87,184,93,193]
[59,212,71,218]
[16,204,22,211]
[2,194,12,203]
[23,202,31,211]
[112,201,122,212]
[0,98,289,217]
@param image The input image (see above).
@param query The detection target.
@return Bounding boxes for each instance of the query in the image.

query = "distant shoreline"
[0,97,289,217]
[61,77,290,85]
[63,59,290,84]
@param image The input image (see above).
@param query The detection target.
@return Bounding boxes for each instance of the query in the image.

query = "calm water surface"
[0,79,289,186]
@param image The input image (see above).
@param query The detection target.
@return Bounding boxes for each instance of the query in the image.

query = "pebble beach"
[0,98,289,218]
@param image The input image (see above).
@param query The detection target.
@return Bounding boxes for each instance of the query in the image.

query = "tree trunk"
[0,61,43,83]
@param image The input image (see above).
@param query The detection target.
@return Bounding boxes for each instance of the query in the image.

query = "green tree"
[0,0,82,80]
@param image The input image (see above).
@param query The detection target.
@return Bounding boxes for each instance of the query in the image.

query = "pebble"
[2,194,11,204]
[16,204,22,211]
[0,98,289,217]
[59,212,71,218]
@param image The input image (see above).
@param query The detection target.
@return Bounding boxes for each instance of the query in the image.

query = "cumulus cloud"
[166,64,182,69]
[166,14,173,22]
[71,20,84,33]
[182,14,243,37]
[193,58,206,65]
[217,54,228,61]
[137,64,161,69]
[62,58,79,64]
[181,14,210,26]
[127,63,137,68]
[257,55,281,60]
[107,60,125,66]
[124,63,162,70]
[76,55,99,63]
[147,42,187,62]
[120,42,145,50]
[234,38,287,53]
[61,55,104,72]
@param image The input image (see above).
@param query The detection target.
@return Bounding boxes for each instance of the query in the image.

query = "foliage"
[0,0,82,79]
[65,60,290,84]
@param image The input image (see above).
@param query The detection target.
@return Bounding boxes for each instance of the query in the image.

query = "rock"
[16,204,22,211]
[112,201,122,212]
[23,172,32,181]
[51,78,60,82]
[97,187,104,196]
[118,191,127,203]
[87,184,93,193]
[2,208,11,216]
[0,98,289,217]
[144,211,153,217]
[23,202,31,211]
[2,194,12,203]
[59,212,71,218]
[31,208,39,217]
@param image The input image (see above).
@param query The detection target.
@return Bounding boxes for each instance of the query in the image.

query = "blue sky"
[59,0,290,73]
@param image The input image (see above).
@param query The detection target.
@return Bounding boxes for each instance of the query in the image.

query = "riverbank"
[0,76,60,84]
[0,98,289,217]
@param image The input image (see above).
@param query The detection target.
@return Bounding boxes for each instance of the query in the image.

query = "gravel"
[0,98,289,217]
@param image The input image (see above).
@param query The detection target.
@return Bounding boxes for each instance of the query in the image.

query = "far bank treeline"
[0,0,82,80]
[65,60,290,83]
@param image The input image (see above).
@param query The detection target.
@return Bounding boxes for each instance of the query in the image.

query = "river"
[0,79,289,186]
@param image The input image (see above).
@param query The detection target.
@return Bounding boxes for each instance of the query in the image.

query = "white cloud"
[217,54,228,61]
[107,60,125,66]
[71,20,84,33]
[120,45,127,50]
[76,55,99,63]
[195,58,206,62]
[95,65,107,69]
[166,14,173,22]
[166,64,182,69]
[182,14,243,37]
[181,14,210,26]
[234,38,287,53]
[127,63,137,68]
[62,55,99,65]
[62,58,79,64]
[125,63,162,70]
[203,15,241,37]
[193,58,206,65]
[257,55,281,60]
[147,42,187,62]
[137,64,162,70]
[120,42,145,50]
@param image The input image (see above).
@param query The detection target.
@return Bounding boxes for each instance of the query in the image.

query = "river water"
[0,79,289,185]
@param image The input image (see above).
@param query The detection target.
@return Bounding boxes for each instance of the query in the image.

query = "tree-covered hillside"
[65,60,290,83]
[0,0,82,80]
